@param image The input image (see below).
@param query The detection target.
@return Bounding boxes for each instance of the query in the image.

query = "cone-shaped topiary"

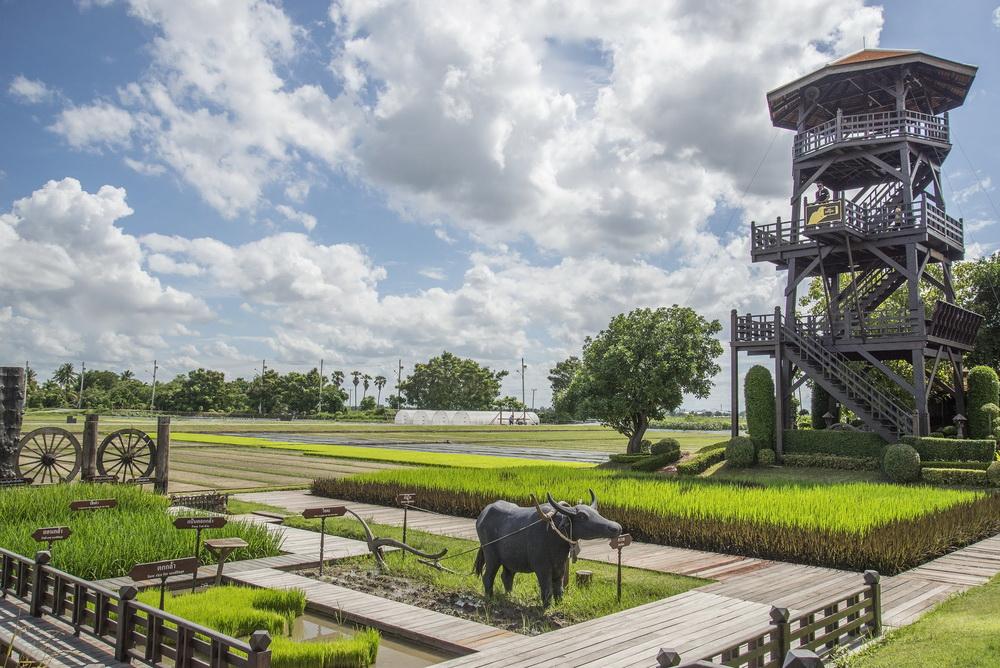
[745,365,775,449]
[726,436,756,468]
[883,443,921,483]
[968,366,1000,439]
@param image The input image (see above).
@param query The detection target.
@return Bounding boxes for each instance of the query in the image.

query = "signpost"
[32,526,71,553]
[610,533,632,603]
[84,475,119,484]
[173,516,227,592]
[0,477,33,487]
[129,557,200,610]
[69,498,117,511]
[396,493,416,561]
[302,506,347,575]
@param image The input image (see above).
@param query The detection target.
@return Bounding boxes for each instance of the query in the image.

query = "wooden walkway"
[238,490,1000,667]
[0,597,127,667]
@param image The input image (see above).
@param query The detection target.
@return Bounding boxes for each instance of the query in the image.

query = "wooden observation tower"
[731,49,983,451]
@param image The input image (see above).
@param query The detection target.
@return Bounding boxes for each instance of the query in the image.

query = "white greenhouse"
[394,409,540,426]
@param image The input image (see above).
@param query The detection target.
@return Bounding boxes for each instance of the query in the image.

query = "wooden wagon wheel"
[97,429,156,481]
[16,427,82,483]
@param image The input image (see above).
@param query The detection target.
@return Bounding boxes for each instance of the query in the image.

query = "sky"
[0,0,997,410]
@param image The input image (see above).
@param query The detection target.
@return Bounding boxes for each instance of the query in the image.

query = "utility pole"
[77,361,85,409]
[259,359,266,415]
[520,357,526,421]
[150,359,158,411]
[318,358,324,414]
[396,359,404,408]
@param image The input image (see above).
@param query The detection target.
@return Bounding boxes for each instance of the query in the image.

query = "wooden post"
[30,551,51,617]
[114,586,138,661]
[82,415,99,479]
[248,630,272,668]
[864,570,882,637]
[770,606,791,663]
[774,307,785,457]
[731,310,739,438]
[154,416,170,494]
[0,367,25,480]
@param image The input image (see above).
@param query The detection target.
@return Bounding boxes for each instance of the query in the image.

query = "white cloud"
[147,253,203,276]
[50,102,135,148]
[418,267,446,281]
[124,157,167,176]
[0,179,211,364]
[8,76,56,104]
[274,204,318,231]
[993,6,1000,28]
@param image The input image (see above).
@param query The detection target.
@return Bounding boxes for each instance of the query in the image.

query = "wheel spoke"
[21,460,45,477]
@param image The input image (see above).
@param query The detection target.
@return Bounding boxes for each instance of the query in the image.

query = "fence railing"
[793,109,949,158]
[0,547,271,667]
[657,571,881,668]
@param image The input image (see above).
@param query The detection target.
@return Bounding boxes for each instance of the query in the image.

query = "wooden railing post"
[29,551,50,617]
[247,630,272,668]
[114,585,137,661]
[770,606,791,662]
[154,416,170,494]
[864,570,882,637]
[656,648,681,667]
[782,648,824,667]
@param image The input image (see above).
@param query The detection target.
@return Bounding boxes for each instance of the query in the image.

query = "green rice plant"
[269,629,379,668]
[0,484,281,580]
[312,465,1000,573]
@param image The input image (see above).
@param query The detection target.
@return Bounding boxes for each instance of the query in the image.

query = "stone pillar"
[154,416,170,494]
[0,367,26,479]
[82,414,99,479]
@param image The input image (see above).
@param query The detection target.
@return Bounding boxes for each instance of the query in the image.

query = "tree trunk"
[625,414,650,454]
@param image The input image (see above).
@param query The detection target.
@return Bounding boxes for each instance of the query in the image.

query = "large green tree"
[399,351,507,410]
[547,356,585,420]
[956,252,1000,369]
[568,306,723,453]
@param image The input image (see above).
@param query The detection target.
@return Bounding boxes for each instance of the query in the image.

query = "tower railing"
[793,109,949,158]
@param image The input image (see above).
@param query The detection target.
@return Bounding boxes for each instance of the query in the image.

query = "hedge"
[784,429,887,458]
[988,462,1000,487]
[810,384,839,429]
[676,446,726,475]
[726,436,756,468]
[968,366,999,439]
[921,468,988,487]
[783,453,880,471]
[922,460,990,471]
[631,451,681,472]
[883,443,921,483]
[745,365,775,448]
[900,436,997,463]
[608,453,649,465]
[651,438,681,457]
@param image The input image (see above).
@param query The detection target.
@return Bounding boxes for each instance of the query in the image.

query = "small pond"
[291,612,454,668]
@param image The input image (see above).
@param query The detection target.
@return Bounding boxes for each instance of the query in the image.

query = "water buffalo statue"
[473,490,622,606]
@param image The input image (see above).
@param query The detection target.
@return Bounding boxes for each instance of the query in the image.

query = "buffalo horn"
[547,492,577,516]
[588,488,597,509]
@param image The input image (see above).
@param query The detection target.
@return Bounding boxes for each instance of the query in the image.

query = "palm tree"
[53,363,76,390]
[25,367,37,386]
[374,375,386,406]
[331,370,345,389]
[362,374,372,401]
[120,369,134,381]
[351,371,361,409]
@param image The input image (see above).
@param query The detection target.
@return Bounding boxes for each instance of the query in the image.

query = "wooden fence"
[1,547,270,667]
[658,571,881,668]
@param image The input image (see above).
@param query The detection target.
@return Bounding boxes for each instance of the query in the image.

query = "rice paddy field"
[0,484,281,580]
[312,466,1000,574]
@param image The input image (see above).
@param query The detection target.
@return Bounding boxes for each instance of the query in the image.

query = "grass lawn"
[702,462,883,485]
[312,466,1000,573]
[285,515,706,633]
[839,574,1000,668]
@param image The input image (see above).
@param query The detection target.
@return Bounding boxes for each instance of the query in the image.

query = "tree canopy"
[568,306,723,453]
[398,351,508,410]
[957,252,1000,369]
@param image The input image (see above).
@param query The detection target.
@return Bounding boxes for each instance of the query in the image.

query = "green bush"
[745,365,775,448]
[883,443,921,483]
[631,450,681,472]
[900,436,997,463]
[930,431,945,438]
[725,436,756,468]
[810,384,839,429]
[922,460,990,471]
[784,429,886,458]
[757,448,776,466]
[676,446,727,475]
[921,468,988,487]
[651,438,681,456]
[639,439,653,454]
[980,403,1000,438]
[608,453,649,465]
[941,426,958,437]
[987,462,1000,487]
[968,366,1000,438]
[783,453,880,471]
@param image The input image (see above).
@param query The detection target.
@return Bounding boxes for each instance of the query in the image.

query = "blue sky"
[0,0,997,409]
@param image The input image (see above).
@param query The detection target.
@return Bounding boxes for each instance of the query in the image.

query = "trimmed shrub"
[941,426,958,437]
[784,453,880,471]
[929,431,945,438]
[757,448,776,466]
[921,468,988,487]
[883,443,921,483]
[922,460,990,471]
[639,439,653,454]
[900,436,997,463]
[745,365,775,448]
[784,429,886,458]
[632,450,681,472]
[676,446,726,475]
[980,403,1000,438]
[968,366,1000,438]
[608,453,649,465]
[725,436,756,468]
[987,462,1000,487]
[651,438,681,456]
[810,384,839,429]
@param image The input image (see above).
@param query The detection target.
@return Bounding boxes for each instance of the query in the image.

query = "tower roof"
[767,49,977,130]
